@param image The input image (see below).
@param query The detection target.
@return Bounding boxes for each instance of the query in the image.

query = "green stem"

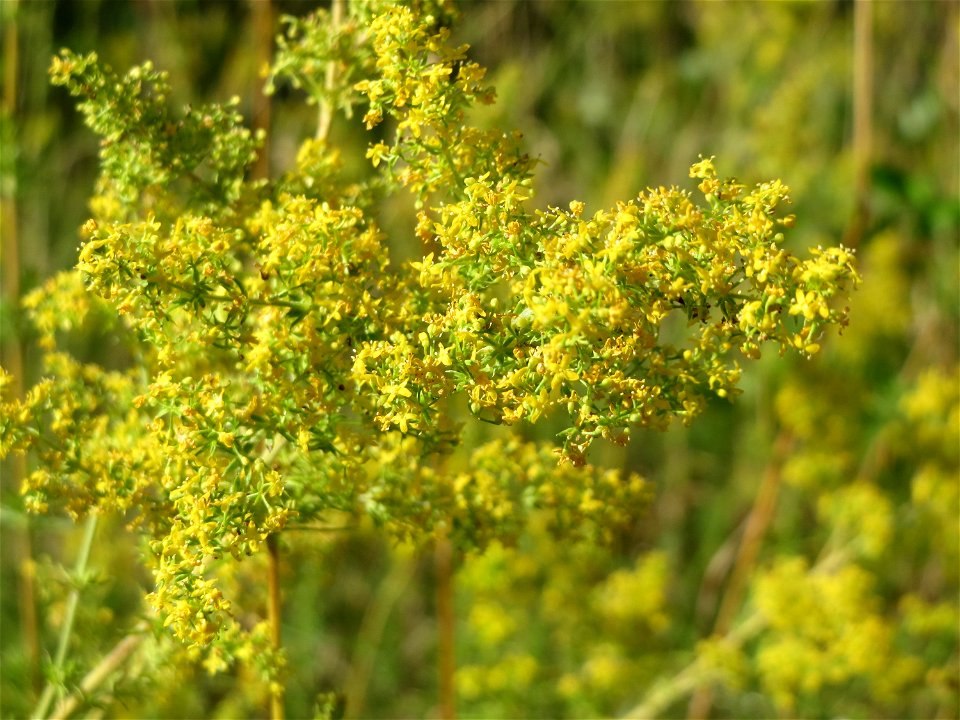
[32,512,99,720]
[622,613,766,720]
[436,531,456,720]
[158,277,309,312]
[267,533,284,720]
[686,431,792,720]
[49,632,145,720]
[439,137,465,190]
[343,550,416,718]
[621,550,850,720]
[1,0,41,694]
[316,0,345,141]
[250,0,274,181]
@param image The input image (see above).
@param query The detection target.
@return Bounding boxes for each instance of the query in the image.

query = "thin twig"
[343,550,417,718]
[623,550,850,720]
[624,614,766,720]
[436,530,456,720]
[1,0,41,694]
[686,432,792,719]
[250,0,275,181]
[714,432,793,637]
[267,533,284,720]
[32,513,99,720]
[845,0,873,249]
[317,0,346,141]
[48,633,144,720]
[439,137,465,191]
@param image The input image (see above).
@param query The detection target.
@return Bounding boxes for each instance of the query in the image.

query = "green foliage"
[48,51,261,214]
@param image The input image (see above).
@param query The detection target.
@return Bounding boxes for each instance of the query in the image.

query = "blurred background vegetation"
[1,0,957,718]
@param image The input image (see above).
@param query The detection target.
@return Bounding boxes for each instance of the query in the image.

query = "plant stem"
[623,549,850,720]
[715,432,792,637]
[49,632,144,720]
[32,512,99,720]
[317,0,345,141]
[1,0,41,695]
[267,533,285,720]
[686,431,791,720]
[623,613,766,720]
[439,137,465,191]
[250,0,274,181]
[156,277,309,312]
[845,0,873,249]
[436,530,456,720]
[343,549,416,718]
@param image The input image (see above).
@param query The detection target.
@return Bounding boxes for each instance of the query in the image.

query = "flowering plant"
[1,0,859,714]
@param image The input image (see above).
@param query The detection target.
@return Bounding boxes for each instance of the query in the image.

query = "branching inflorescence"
[1,0,857,678]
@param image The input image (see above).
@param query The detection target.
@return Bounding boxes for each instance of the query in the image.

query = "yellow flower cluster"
[6,0,861,680]
[400,153,857,462]
[754,557,924,712]
[358,434,649,550]
[1,352,151,517]
[592,552,670,632]
[455,524,673,717]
